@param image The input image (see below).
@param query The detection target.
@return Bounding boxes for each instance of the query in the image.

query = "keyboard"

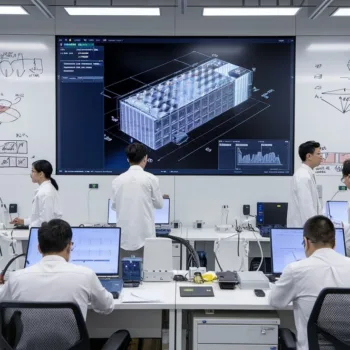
[14,225,29,230]
[99,278,123,297]
[156,227,171,236]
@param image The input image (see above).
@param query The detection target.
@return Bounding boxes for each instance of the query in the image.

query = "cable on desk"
[0,253,25,284]
[166,234,200,268]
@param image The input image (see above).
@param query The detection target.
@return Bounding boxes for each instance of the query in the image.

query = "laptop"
[108,198,171,235]
[25,227,123,295]
[325,201,349,224]
[270,227,347,276]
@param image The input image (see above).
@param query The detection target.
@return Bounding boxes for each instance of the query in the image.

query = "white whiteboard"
[296,37,350,176]
[0,35,55,175]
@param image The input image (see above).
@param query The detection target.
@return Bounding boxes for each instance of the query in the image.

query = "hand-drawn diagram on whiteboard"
[314,60,350,114]
[0,140,28,154]
[315,147,350,175]
[0,140,28,168]
[0,94,23,124]
[319,89,350,114]
[0,52,43,78]
[0,156,28,168]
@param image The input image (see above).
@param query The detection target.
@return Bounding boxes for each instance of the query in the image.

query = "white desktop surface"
[115,281,176,310]
[2,229,29,241]
[176,281,291,310]
[172,227,270,242]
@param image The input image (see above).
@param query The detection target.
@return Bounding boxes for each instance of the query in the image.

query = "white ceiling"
[0,0,349,8]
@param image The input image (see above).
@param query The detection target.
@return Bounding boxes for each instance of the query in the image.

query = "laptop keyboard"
[100,279,123,295]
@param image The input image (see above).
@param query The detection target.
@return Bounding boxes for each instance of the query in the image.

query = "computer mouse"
[173,275,187,281]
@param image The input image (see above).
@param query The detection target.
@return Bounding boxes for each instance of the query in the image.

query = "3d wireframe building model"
[120,58,253,150]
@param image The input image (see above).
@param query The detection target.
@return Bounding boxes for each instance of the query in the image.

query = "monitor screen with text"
[271,228,346,274]
[26,227,121,275]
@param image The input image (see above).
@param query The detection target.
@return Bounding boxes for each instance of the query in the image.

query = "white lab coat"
[0,255,114,319]
[111,165,163,251]
[287,164,322,227]
[24,180,62,228]
[269,248,350,350]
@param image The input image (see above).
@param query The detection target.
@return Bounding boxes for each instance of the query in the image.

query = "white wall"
[1,2,350,227]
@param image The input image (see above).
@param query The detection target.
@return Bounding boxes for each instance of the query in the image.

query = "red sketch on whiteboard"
[0,96,21,124]
[321,152,350,165]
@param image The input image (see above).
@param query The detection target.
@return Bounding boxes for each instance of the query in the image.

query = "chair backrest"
[308,288,350,350]
[0,302,90,350]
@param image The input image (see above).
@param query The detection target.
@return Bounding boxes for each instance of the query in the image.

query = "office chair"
[279,288,350,350]
[308,288,350,349]
[0,302,131,350]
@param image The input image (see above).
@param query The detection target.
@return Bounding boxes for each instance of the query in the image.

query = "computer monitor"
[256,202,288,226]
[25,227,121,275]
[270,227,346,275]
[326,201,349,224]
[108,198,170,225]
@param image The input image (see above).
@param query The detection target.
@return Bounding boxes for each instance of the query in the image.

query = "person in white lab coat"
[0,219,114,320]
[287,141,323,227]
[11,160,62,228]
[339,159,350,255]
[111,143,167,259]
[269,215,350,350]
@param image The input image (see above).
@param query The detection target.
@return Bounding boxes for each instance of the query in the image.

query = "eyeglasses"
[302,237,317,247]
[70,241,75,251]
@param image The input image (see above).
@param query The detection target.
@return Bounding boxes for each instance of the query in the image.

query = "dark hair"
[298,141,320,162]
[32,160,59,191]
[125,143,147,164]
[38,219,72,254]
[303,215,335,246]
[342,159,350,177]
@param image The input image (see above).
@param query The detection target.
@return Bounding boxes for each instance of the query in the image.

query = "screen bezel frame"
[55,35,296,177]
[26,226,122,276]
[270,227,347,275]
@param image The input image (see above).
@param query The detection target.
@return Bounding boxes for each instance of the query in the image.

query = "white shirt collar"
[301,163,314,173]
[41,255,67,263]
[39,180,51,187]
[129,165,143,171]
[310,247,335,258]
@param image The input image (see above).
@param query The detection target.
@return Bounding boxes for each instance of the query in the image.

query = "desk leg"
[176,309,182,350]
[169,309,175,350]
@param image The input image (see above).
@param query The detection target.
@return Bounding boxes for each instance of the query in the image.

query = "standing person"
[287,141,323,227]
[11,160,62,228]
[111,143,167,259]
[338,159,350,255]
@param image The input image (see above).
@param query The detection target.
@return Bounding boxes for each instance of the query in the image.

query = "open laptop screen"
[25,227,121,276]
[270,227,346,275]
[108,198,170,225]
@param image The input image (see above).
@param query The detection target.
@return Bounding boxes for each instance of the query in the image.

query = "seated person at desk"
[0,219,114,320]
[268,215,350,350]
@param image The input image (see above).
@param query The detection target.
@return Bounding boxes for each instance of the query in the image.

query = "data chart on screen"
[218,139,291,175]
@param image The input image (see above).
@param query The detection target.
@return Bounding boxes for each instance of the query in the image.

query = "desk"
[87,282,176,350]
[172,227,271,271]
[175,282,293,350]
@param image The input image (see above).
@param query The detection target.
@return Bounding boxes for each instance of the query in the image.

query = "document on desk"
[121,290,163,303]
